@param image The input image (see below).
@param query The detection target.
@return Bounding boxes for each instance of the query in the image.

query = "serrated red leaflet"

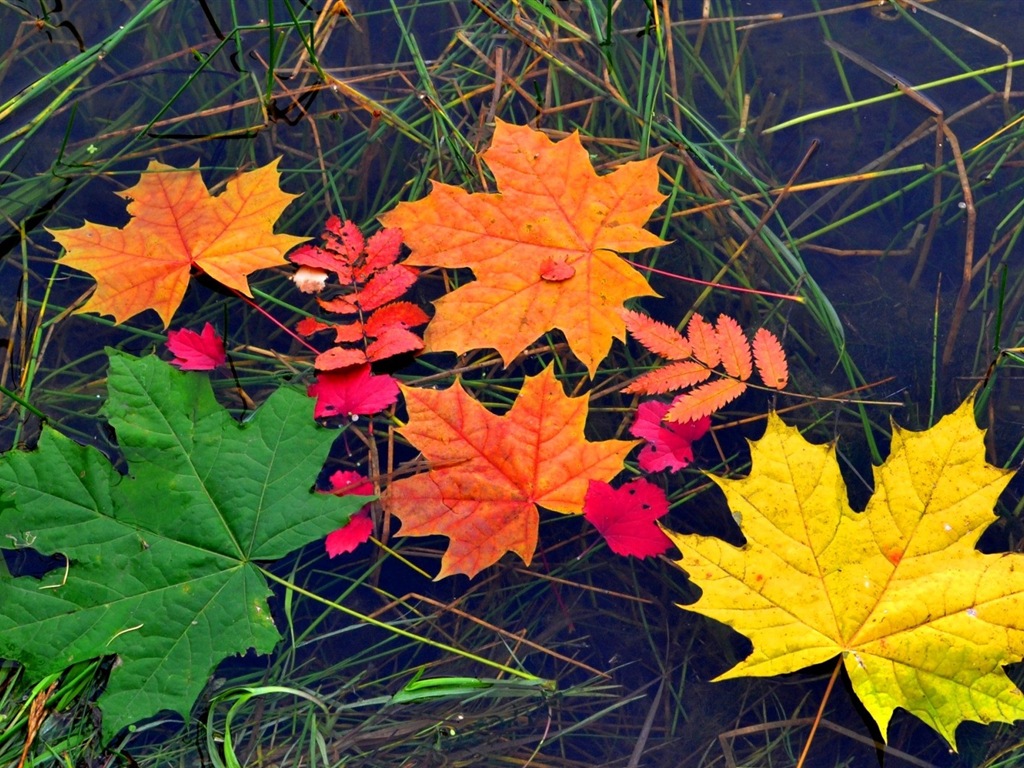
[359,227,404,277]
[583,478,672,558]
[665,378,746,423]
[351,265,418,312]
[317,294,360,314]
[753,328,789,389]
[314,347,367,371]
[364,301,430,336]
[686,313,720,368]
[296,317,331,336]
[366,326,424,361]
[623,360,711,395]
[621,309,691,360]
[332,321,366,344]
[326,216,365,263]
[715,315,752,381]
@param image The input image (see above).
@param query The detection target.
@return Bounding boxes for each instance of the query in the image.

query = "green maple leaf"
[0,352,363,739]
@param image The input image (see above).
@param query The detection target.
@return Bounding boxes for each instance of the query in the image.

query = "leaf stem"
[795,656,843,768]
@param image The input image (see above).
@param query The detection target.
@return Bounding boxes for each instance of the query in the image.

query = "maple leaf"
[322,470,375,556]
[378,119,668,376]
[382,365,636,579]
[583,478,672,558]
[290,216,426,367]
[307,364,400,420]
[663,399,1024,748]
[49,158,306,327]
[629,400,710,473]
[165,322,226,371]
[0,352,365,739]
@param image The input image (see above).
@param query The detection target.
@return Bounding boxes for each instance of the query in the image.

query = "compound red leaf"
[583,478,672,558]
[351,265,418,312]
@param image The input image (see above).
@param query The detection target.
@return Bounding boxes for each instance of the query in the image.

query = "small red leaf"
[540,256,576,282]
[629,400,710,473]
[583,478,672,558]
[307,364,400,419]
[321,469,375,557]
[326,512,373,557]
[166,323,226,371]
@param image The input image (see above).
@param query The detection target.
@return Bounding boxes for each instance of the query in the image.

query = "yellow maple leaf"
[48,158,306,326]
[378,120,667,376]
[664,398,1024,748]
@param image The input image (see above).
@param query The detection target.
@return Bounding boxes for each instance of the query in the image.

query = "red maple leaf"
[629,400,710,473]
[290,217,427,368]
[583,478,672,558]
[306,364,400,420]
[322,470,375,557]
[165,323,226,371]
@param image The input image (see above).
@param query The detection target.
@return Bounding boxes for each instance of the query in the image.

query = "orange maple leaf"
[48,158,306,326]
[378,120,668,376]
[382,365,637,579]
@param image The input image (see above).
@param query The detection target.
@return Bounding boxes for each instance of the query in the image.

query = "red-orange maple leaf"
[382,365,636,579]
[378,120,668,376]
[49,158,306,326]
